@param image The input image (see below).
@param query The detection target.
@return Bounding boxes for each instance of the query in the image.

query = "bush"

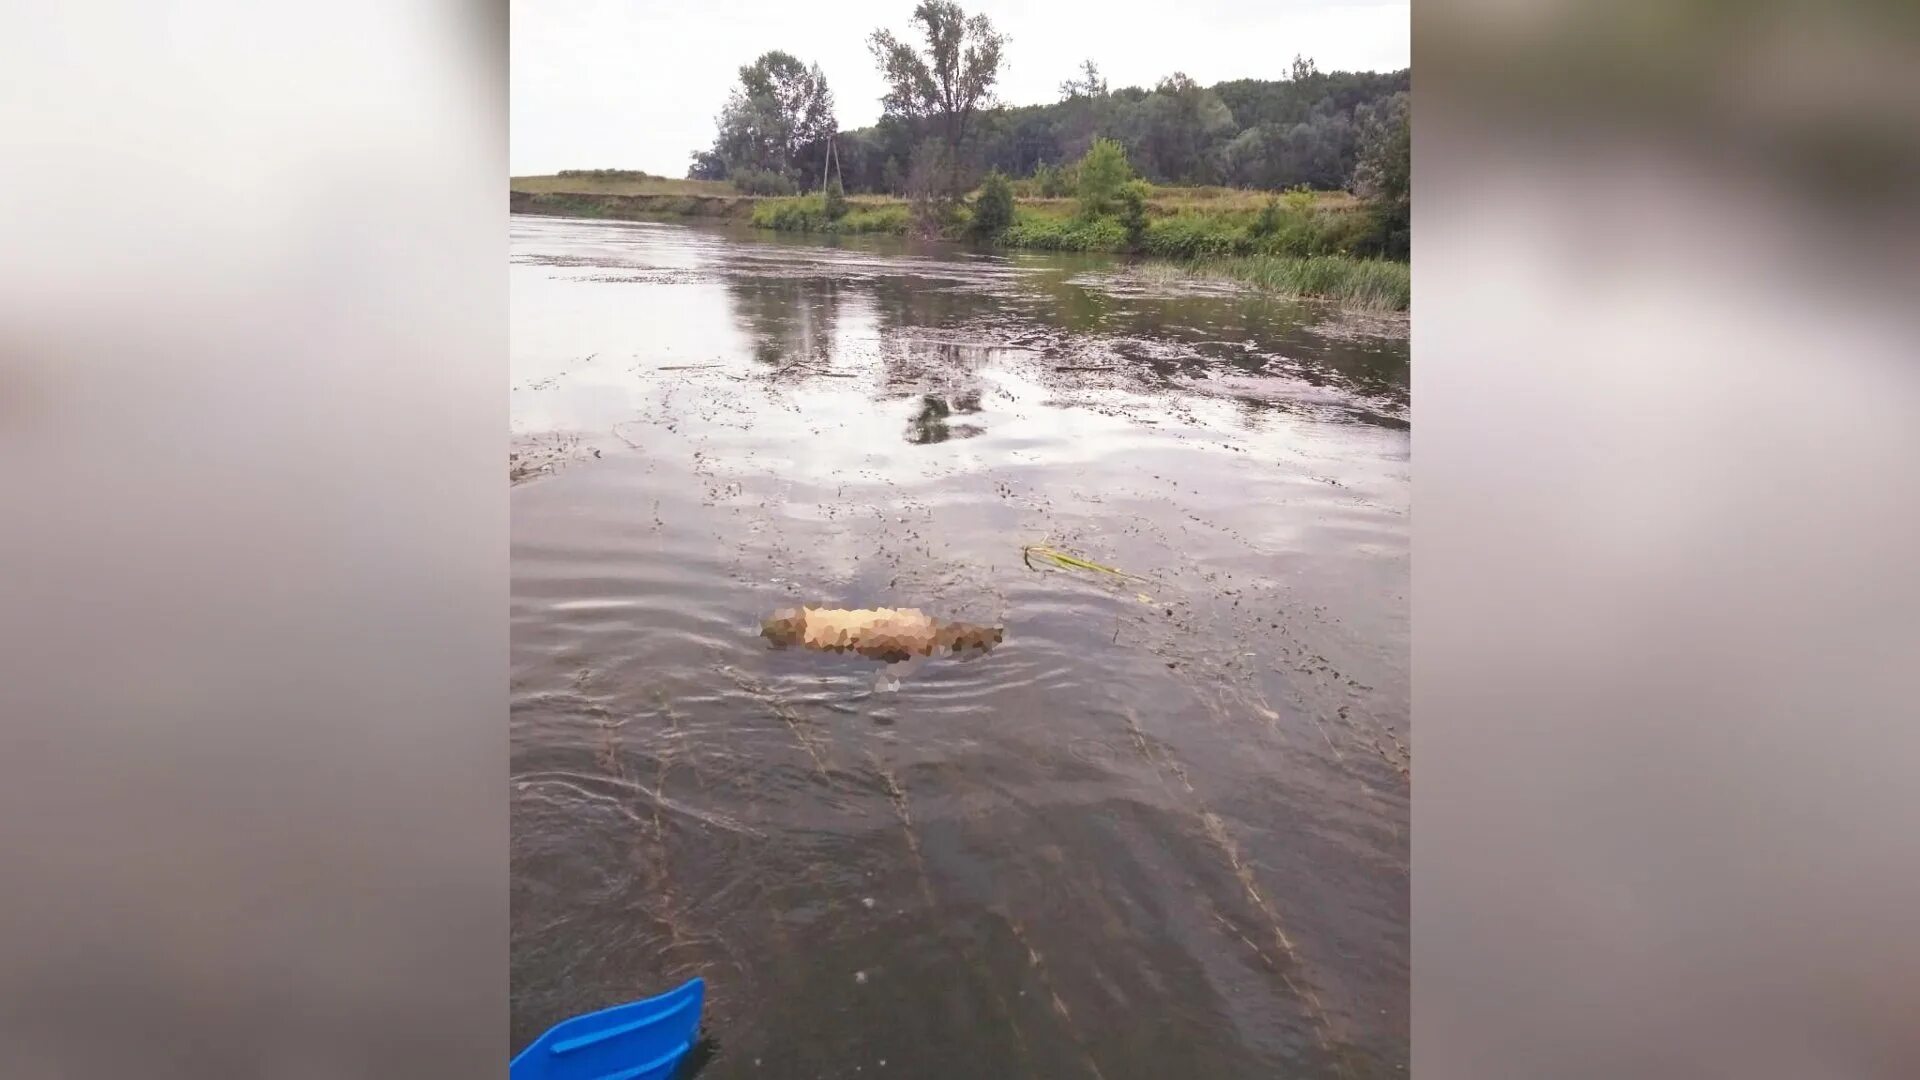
[823,177,848,220]
[731,168,797,196]
[1143,212,1243,258]
[1117,180,1151,250]
[969,171,1015,239]
[840,204,911,234]
[750,195,910,235]
[1000,210,1128,252]
[1032,161,1075,198]
[1249,197,1285,239]
[556,168,652,180]
[1076,139,1133,218]
[750,194,828,231]
[1355,199,1409,259]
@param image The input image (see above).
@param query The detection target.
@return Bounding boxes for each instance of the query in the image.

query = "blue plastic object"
[511,977,705,1080]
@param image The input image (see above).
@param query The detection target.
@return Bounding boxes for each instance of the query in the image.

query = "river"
[510,214,1409,1078]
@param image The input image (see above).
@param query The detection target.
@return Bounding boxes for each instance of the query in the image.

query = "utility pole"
[819,135,842,193]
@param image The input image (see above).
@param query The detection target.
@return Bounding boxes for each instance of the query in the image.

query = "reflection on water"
[907,393,984,445]
[511,216,1409,1079]
[728,275,844,368]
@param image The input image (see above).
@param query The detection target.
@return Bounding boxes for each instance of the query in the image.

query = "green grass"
[1197,254,1410,311]
[999,209,1128,251]
[510,190,755,221]
[748,193,910,234]
[554,168,655,182]
[512,174,736,197]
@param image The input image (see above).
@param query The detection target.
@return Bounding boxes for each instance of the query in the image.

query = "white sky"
[511,0,1409,177]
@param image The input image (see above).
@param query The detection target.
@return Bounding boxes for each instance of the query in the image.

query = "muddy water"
[510,215,1409,1078]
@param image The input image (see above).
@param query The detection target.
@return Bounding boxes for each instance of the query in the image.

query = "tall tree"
[1133,73,1235,183]
[1058,59,1106,101]
[697,51,836,183]
[868,1,1008,194]
[1054,59,1109,162]
[1352,91,1410,257]
[823,64,1409,196]
[1352,91,1409,203]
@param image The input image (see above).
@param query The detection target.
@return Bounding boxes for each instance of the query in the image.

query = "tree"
[1352,91,1409,203]
[1053,59,1112,163]
[1218,126,1276,188]
[868,2,1008,196]
[696,51,836,184]
[1134,73,1234,183]
[688,149,729,181]
[1352,91,1409,257]
[1117,179,1150,250]
[1076,138,1133,218]
[817,65,1410,199]
[1058,59,1106,101]
[969,170,1014,238]
[904,140,959,234]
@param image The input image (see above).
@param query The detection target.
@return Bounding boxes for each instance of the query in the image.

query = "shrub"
[823,177,848,220]
[750,195,910,235]
[1076,138,1133,218]
[969,170,1015,239]
[1032,161,1075,198]
[1000,210,1128,252]
[1143,212,1243,258]
[731,168,797,196]
[1249,197,1285,239]
[750,193,828,230]
[1355,199,1410,259]
[1117,179,1151,250]
[839,204,911,234]
[556,168,652,180]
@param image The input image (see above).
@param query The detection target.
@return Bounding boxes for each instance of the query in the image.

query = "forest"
[684,8,1405,199]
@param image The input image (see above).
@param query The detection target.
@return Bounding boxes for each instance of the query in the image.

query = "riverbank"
[510,176,1409,311]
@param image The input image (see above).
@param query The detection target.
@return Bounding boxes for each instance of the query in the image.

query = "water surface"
[511,216,1409,1077]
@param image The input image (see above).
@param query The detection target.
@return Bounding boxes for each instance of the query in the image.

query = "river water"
[510,214,1409,1078]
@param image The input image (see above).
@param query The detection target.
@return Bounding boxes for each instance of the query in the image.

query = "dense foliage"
[968,170,1014,239]
[761,139,1398,261]
[685,4,1409,261]
[868,1,1007,217]
[820,56,1407,198]
[1075,138,1132,217]
[691,51,836,188]
[1350,91,1410,257]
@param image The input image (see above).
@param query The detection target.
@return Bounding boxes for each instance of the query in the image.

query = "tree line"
[686,1,1408,250]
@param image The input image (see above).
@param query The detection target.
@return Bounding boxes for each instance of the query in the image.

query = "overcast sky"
[512,1,1409,177]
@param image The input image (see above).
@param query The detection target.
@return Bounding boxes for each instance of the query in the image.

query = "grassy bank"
[510,174,1407,311]
[510,189,759,221]
[748,193,911,234]
[513,173,737,197]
